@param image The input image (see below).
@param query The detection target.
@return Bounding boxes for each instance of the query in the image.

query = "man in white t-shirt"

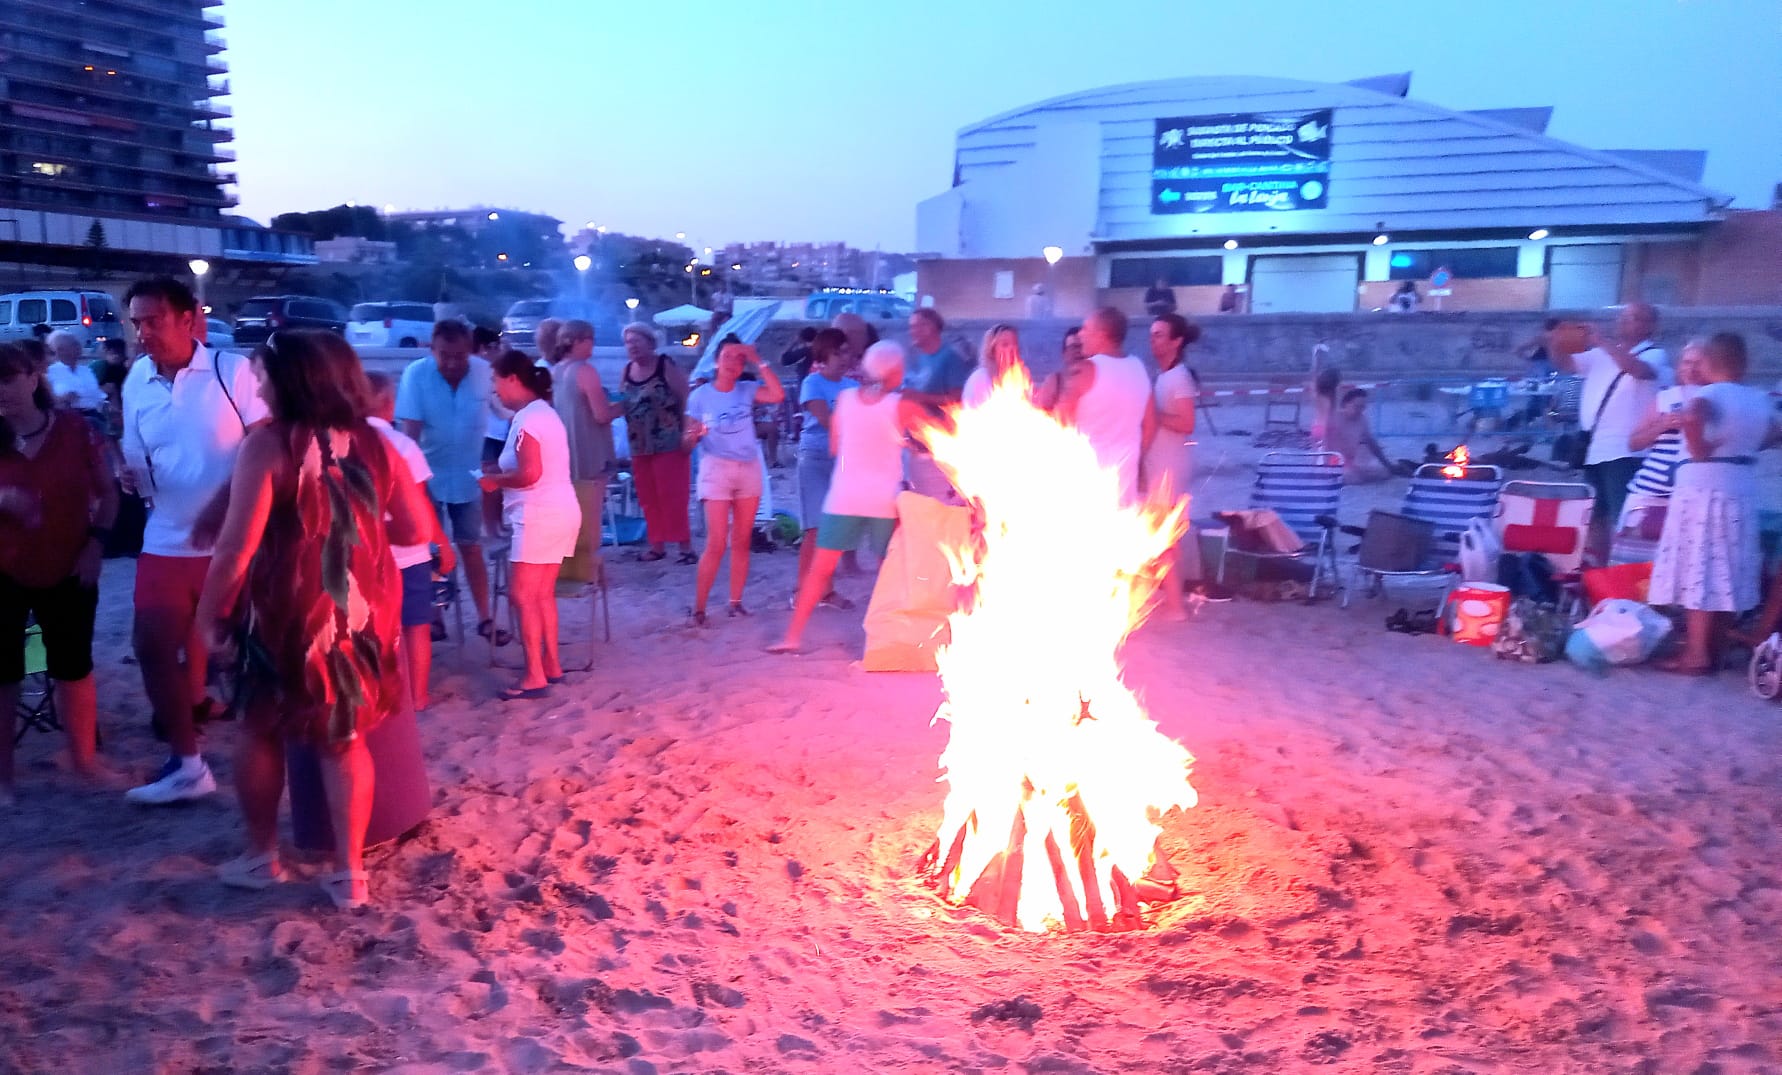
[1552,302,1672,548]
[367,372,455,713]
[44,330,107,417]
[1056,306,1157,505]
[119,276,269,805]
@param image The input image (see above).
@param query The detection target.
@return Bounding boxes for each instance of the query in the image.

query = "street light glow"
[1372,234,1390,246]
[1528,228,1550,241]
[573,254,592,272]
[487,212,500,221]
[188,258,211,277]
[1223,239,1239,250]
[1042,245,1064,265]
[496,252,509,261]
[625,298,639,310]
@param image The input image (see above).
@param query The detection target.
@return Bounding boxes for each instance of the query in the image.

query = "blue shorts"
[433,499,483,545]
[399,563,433,628]
[796,454,833,529]
[816,513,896,557]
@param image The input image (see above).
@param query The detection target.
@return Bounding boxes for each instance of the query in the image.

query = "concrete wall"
[915,256,1098,320]
[1356,276,1548,312]
[747,307,1782,385]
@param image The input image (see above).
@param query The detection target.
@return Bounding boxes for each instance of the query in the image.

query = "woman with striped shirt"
[1619,341,1706,539]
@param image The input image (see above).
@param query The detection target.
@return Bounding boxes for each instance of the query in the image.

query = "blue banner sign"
[1151,110,1333,214]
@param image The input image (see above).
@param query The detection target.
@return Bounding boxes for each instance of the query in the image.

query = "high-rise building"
[0,1,312,274]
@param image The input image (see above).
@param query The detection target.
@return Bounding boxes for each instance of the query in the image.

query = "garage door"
[1248,254,1360,314]
[1546,244,1623,311]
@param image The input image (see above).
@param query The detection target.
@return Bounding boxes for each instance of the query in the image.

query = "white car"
[346,301,437,349]
[206,318,237,351]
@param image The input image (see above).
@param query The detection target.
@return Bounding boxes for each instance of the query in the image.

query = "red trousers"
[631,450,691,546]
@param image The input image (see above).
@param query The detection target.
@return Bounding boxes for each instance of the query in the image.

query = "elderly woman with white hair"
[770,340,924,653]
[618,321,695,563]
[43,330,107,425]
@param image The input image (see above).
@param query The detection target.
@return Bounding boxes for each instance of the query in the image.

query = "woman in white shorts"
[771,341,923,654]
[684,336,785,624]
[479,351,580,698]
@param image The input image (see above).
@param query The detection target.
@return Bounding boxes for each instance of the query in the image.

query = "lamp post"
[625,297,639,324]
[188,259,211,335]
[1041,246,1063,318]
[574,253,592,301]
[688,258,700,303]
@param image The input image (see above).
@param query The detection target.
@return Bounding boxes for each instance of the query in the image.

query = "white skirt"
[1649,463,1759,612]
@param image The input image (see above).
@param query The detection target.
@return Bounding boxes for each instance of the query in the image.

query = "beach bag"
[1215,509,1304,554]
[1492,599,1569,663]
[1441,582,1511,645]
[1458,517,1501,581]
[1581,561,1653,606]
[1564,598,1671,670]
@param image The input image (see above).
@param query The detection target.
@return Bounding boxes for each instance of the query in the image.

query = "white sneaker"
[125,757,217,805]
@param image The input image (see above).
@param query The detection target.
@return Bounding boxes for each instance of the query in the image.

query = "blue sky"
[226,0,1779,250]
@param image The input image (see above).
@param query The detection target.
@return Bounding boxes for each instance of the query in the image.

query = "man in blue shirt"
[396,320,501,643]
[901,307,970,500]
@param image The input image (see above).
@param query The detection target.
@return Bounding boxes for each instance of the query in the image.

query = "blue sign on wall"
[1151,110,1333,215]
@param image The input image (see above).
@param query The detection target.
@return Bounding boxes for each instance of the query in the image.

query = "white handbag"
[1458,517,1501,582]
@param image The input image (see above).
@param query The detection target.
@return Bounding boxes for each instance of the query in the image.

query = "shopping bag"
[1458,518,1501,581]
[862,492,973,672]
[1564,598,1672,670]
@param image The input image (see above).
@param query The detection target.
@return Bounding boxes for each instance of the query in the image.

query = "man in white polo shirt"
[119,276,268,805]
[1552,302,1672,555]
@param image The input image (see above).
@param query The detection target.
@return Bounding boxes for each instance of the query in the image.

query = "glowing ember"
[1441,444,1470,479]
[914,365,1199,933]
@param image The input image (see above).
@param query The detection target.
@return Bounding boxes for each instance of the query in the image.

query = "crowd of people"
[0,269,1769,906]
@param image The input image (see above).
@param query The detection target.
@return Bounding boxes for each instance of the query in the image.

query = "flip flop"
[498,685,552,701]
[728,602,751,618]
[636,549,667,562]
[676,551,700,565]
[218,850,286,890]
[317,869,370,910]
[818,591,855,611]
[765,641,803,655]
[476,619,513,647]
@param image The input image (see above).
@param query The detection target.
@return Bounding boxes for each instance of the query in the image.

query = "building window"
[992,271,1015,299]
[1386,247,1519,281]
[29,162,69,177]
[1109,256,1223,289]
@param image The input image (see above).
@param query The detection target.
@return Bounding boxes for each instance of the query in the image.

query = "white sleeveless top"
[1075,353,1152,502]
[823,387,905,519]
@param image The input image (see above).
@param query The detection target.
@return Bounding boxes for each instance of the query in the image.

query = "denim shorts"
[796,454,833,529]
[433,499,483,545]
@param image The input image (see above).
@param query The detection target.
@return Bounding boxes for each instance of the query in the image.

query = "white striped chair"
[1218,451,1344,600]
[1343,463,1503,606]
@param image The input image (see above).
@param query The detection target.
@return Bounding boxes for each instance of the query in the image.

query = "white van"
[0,290,127,354]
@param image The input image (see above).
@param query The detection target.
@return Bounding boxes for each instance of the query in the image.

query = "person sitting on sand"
[684,336,785,624]
[197,329,431,909]
[0,341,119,805]
[479,351,581,698]
[771,340,924,655]
[1324,389,1402,484]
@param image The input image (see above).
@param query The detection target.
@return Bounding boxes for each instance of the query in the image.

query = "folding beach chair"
[489,547,610,675]
[1493,480,1594,617]
[13,620,57,744]
[1342,463,1503,606]
[1217,451,1343,600]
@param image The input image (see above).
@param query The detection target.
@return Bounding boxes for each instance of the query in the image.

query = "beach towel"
[862,491,972,672]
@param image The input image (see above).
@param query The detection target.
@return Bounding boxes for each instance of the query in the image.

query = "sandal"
[218,850,286,890]
[636,549,667,562]
[676,551,699,565]
[476,618,512,647]
[499,684,552,701]
[727,601,750,618]
[317,869,370,910]
[688,608,708,627]
[818,591,855,611]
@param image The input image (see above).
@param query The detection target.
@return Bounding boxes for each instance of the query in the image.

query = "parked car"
[0,290,127,354]
[232,295,349,346]
[347,301,437,349]
[800,289,912,322]
[502,298,599,349]
[206,317,237,351]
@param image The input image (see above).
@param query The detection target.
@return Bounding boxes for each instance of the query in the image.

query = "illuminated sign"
[1151,110,1333,214]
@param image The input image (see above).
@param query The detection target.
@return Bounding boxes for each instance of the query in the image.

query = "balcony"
[204,32,226,53]
[195,100,231,119]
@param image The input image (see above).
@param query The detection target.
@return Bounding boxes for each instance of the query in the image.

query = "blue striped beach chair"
[1218,451,1344,600]
[1343,463,1503,606]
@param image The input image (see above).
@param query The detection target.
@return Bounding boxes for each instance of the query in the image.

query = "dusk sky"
[226,1,1779,251]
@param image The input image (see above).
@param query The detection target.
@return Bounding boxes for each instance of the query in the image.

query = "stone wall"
[745,307,1782,384]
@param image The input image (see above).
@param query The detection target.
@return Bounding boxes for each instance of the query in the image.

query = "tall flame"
[916,365,1199,933]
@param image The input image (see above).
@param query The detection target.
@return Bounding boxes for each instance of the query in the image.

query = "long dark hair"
[493,348,552,403]
[0,342,55,458]
[257,329,373,430]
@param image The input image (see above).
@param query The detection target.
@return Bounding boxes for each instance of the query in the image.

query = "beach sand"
[2,411,1778,1074]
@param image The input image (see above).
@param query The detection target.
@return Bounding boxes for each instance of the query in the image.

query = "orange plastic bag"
[862,492,973,672]
[1582,561,1652,607]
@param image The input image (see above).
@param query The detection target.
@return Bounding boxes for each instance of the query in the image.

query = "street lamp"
[188,257,211,310]
[688,257,700,303]
[1040,247,1063,318]
[625,297,640,322]
[574,254,592,300]
[1041,246,1063,265]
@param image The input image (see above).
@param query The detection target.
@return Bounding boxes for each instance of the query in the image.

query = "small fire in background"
[1440,444,1471,479]
[915,365,1198,933]
[680,332,702,348]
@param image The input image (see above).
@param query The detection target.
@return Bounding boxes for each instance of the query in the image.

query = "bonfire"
[915,365,1199,933]
[1440,444,1471,479]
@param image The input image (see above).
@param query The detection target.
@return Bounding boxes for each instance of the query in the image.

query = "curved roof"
[950,74,1729,242]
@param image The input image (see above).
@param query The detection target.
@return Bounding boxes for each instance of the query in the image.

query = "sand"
[2,407,1779,1074]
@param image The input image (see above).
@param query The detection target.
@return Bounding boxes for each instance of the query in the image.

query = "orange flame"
[1441,444,1470,479]
[915,365,1198,933]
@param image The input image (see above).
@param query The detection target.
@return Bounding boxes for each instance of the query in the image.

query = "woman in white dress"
[962,324,1027,408]
[478,351,581,699]
[1143,313,1206,619]
[1650,333,1777,675]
